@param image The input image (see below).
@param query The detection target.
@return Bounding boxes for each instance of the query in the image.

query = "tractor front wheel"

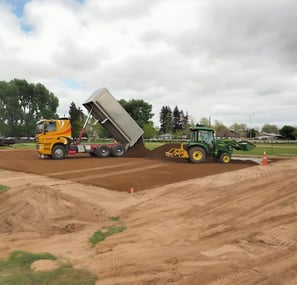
[189,147,206,163]
[219,152,231,163]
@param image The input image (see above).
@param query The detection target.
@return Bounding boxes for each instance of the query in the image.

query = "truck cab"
[35,118,72,159]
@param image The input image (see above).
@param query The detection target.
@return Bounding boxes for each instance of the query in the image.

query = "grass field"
[234,143,297,156]
[1,141,296,156]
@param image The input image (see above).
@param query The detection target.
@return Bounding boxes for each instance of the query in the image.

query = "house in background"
[158,133,174,140]
[255,132,283,141]
[215,130,241,139]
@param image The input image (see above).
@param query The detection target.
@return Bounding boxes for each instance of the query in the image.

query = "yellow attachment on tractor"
[165,143,189,159]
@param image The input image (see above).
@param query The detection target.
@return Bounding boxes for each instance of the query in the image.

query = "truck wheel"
[220,153,231,163]
[189,147,206,163]
[51,145,66,160]
[111,145,125,157]
[95,145,110,157]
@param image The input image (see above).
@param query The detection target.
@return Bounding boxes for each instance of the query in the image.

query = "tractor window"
[199,130,214,144]
[44,121,56,132]
[191,131,198,142]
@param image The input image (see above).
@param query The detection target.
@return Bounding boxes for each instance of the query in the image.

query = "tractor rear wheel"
[189,147,206,163]
[95,145,110,158]
[220,152,231,163]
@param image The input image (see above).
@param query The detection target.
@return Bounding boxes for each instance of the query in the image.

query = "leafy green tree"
[248,129,258,138]
[261,124,279,134]
[292,129,297,140]
[69,101,84,138]
[119,99,154,129]
[85,117,110,140]
[172,106,189,132]
[0,82,21,136]
[199,117,211,127]
[173,106,181,131]
[143,122,156,139]
[0,79,58,137]
[230,123,247,134]
[180,110,189,129]
[279,125,296,140]
[213,120,228,133]
[159,106,173,134]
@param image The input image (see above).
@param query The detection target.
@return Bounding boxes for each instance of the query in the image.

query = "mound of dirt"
[126,143,180,159]
[0,184,109,237]
[147,143,180,159]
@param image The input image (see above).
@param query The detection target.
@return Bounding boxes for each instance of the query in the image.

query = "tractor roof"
[189,126,214,132]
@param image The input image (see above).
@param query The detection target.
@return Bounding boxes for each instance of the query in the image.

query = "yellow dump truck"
[35,88,144,159]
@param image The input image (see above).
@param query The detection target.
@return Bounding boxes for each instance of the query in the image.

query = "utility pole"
[248,114,255,139]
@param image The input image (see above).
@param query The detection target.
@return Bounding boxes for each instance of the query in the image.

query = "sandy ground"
[1,146,297,284]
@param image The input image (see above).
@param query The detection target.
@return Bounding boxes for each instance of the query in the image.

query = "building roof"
[215,130,241,138]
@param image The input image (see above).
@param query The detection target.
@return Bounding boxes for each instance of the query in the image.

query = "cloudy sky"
[1,0,296,129]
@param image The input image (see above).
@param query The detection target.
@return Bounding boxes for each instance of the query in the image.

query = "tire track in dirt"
[47,161,139,176]
[82,159,297,284]
[0,148,258,192]
[2,149,297,284]
[71,163,168,182]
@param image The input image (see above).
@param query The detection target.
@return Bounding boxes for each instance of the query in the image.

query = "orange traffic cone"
[262,150,268,166]
[130,187,135,193]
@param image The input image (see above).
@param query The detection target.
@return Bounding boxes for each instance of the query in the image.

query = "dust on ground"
[1,146,297,284]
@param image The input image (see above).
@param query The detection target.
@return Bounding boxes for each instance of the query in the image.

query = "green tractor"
[165,126,255,163]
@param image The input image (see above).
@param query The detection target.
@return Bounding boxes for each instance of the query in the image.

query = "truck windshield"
[36,122,43,134]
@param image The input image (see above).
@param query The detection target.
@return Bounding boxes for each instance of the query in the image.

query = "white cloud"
[0,0,296,129]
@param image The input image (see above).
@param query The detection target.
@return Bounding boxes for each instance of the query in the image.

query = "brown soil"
[0,144,256,192]
[1,147,297,284]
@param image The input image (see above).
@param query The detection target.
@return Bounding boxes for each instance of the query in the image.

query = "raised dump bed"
[83,88,144,149]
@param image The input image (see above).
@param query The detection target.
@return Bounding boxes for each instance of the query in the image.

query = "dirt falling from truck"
[126,142,180,160]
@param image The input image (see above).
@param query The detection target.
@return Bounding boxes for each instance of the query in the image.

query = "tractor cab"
[188,126,215,154]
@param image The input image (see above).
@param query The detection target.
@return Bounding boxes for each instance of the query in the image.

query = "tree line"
[159,106,189,133]
[0,79,296,140]
[0,79,58,137]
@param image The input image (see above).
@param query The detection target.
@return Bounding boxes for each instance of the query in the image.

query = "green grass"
[0,251,97,285]
[144,142,166,150]
[0,185,10,193]
[108,216,120,221]
[14,143,36,149]
[234,143,297,156]
[89,225,126,247]
[0,143,35,149]
[89,219,126,247]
